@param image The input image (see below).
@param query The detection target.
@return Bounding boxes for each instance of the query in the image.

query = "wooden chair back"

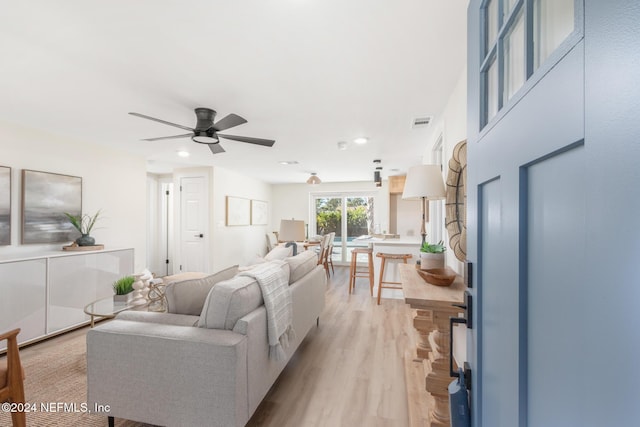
[0,328,26,427]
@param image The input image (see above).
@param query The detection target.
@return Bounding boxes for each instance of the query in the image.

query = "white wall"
[211,166,272,271]
[423,68,467,273]
[390,194,422,238]
[0,120,147,270]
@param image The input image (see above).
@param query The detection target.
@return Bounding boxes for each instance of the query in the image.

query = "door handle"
[194,233,203,238]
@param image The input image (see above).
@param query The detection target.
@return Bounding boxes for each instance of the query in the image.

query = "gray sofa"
[86,250,326,427]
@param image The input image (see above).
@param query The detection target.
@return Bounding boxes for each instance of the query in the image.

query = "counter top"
[356,236,422,246]
[399,264,465,309]
[0,247,133,263]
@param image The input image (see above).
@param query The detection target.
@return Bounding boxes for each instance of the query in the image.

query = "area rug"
[0,331,153,427]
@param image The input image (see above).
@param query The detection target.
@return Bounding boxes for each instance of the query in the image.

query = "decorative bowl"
[417,268,456,287]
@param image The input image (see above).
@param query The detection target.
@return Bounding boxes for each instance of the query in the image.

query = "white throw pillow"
[264,245,293,261]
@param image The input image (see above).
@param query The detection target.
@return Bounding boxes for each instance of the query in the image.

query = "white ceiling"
[0,0,467,184]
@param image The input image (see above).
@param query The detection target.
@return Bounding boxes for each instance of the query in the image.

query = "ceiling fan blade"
[217,134,275,147]
[209,143,226,154]
[213,114,247,132]
[129,112,193,132]
[142,133,193,141]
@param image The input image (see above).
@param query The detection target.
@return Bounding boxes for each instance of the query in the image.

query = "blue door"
[466,1,640,426]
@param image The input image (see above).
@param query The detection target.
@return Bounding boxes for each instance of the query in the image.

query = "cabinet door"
[47,249,134,333]
[0,259,47,349]
[388,175,406,194]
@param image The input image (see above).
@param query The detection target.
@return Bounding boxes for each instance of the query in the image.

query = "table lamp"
[402,164,446,246]
[279,219,306,256]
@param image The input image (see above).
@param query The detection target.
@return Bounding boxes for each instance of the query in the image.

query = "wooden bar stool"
[376,252,412,304]
[349,248,374,295]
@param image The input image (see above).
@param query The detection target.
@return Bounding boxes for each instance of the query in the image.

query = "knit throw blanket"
[239,261,295,360]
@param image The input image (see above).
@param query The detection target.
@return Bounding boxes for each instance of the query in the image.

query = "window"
[504,11,525,103]
[534,0,575,69]
[480,0,576,128]
[312,193,376,263]
[431,136,445,244]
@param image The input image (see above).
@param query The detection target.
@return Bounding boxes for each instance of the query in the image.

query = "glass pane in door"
[345,197,373,261]
[534,0,575,69]
[315,197,341,236]
[504,11,525,103]
[315,197,342,259]
[486,0,499,53]
[486,56,499,122]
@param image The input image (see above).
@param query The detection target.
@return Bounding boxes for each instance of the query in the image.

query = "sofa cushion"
[284,250,318,284]
[198,275,264,330]
[165,265,239,315]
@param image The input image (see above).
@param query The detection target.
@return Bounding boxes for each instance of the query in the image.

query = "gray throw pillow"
[165,265,239,315]
[198,275,264,330]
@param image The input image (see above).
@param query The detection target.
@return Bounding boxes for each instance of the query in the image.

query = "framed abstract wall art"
[21,169,82,244]
[251,199,268,225]
[225,196,250,226]
[0,166,10,245]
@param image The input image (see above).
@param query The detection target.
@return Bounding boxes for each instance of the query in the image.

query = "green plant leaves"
[113,275,135,295]
[420,240,446,253]
[64,209,101,235]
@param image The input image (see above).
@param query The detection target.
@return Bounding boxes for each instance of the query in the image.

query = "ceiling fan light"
[307,173,322,185]
[192,131,218,144]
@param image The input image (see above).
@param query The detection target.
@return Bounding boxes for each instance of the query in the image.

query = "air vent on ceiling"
[412,116,432,128]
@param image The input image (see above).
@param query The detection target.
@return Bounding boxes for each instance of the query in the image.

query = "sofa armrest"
[87,320,249,427]
[116,310,199,326]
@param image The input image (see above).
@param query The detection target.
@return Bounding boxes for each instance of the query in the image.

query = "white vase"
[113,292,133,304]
[420,252,445,270]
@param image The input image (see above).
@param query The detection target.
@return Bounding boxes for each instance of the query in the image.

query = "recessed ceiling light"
[177,150,190,157]
[279,160,299,165]
[353,137,368,145]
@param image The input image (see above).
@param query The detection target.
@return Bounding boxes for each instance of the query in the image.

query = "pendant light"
[306,173,321,185]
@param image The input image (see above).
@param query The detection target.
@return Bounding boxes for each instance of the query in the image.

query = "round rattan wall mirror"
[445,140,467,262]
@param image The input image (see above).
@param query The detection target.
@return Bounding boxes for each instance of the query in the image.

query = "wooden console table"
[400,264,465,427]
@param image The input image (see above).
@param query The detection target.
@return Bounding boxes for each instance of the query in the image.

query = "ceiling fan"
[128,107,275,155]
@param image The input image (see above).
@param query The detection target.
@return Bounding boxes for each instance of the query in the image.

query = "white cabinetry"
[0,248,134,350]
[0,259,47,345]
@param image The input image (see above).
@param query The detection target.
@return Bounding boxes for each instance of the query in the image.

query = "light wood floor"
[247,266,417,427]
[11,266,427,427]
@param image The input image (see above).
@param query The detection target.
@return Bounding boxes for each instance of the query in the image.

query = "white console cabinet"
[0,248,134,350]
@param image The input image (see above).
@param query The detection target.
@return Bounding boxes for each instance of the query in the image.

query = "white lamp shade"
[279,219,306,241]
[402,164,446,200]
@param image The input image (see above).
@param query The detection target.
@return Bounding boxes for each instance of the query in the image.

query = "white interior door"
[179,176,208,273]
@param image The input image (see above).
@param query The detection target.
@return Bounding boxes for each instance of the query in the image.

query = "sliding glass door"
[312,193,375,263]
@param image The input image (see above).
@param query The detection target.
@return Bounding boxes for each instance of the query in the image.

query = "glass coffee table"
[84,297,149,327]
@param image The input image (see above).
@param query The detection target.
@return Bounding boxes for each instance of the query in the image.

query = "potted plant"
[113,275,135,303]
[64,210,101,246]
[419,240,446,270]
